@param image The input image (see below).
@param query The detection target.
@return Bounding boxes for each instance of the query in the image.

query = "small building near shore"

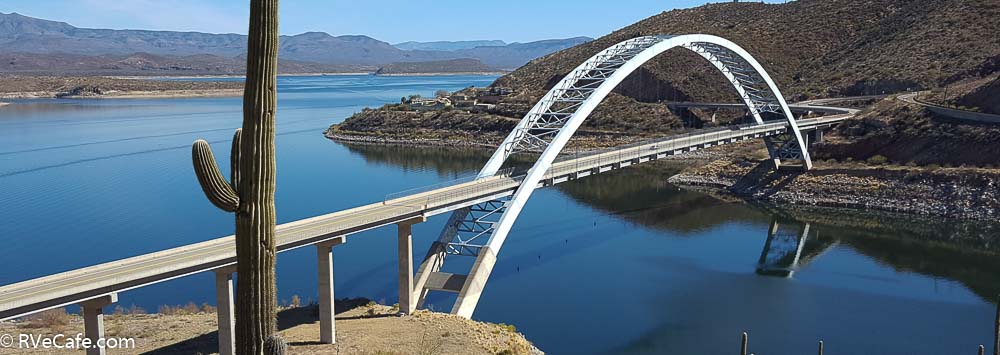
[409,97,452,111]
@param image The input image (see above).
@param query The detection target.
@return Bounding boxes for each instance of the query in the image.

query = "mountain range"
[0,12,591,73]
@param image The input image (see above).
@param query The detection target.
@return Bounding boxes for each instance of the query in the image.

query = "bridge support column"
[214,267,236,355]
[317,237,345,344]
[813,129,824,144]
[79,293,117,355]
[397,217,426,315]
[452,246,497,319]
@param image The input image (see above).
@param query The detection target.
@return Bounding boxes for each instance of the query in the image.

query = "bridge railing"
[383,168,516,204]
[383,116,842,211]
[383,170,524,211]
[546,121,789,180]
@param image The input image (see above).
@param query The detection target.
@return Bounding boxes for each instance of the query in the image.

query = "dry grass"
[0,301,539,355]
[20,308,71,333]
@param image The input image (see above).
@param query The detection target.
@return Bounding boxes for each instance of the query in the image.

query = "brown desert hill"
[329,0,1000,170]
[494,0,1000,105]
[957,76,1000,115]
[332,0,1000,141]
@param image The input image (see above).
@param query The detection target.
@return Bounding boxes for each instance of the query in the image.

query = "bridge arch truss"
[414,34,813,318]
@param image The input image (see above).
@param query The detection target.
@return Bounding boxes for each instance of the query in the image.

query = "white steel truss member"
[412,34,814,318]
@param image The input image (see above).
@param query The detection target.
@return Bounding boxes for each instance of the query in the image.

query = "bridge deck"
[0,114,847,320]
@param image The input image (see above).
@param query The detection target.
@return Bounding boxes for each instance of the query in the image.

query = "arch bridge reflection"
[755,218,838,278]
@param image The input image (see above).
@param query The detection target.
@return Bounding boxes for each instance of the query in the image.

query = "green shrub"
[867,155,888,165]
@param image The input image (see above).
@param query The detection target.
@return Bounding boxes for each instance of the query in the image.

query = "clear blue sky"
[3,0,785,43]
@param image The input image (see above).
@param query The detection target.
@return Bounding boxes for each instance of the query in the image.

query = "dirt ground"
[0,299,539,354]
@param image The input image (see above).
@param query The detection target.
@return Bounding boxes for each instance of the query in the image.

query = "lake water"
[1,75,997,355]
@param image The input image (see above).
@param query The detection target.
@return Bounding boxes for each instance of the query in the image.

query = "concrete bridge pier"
[213,266,236,355]
[317,237,346,344]
[397,217,426,315]
[812,129,824,144]
[79,293,117,355]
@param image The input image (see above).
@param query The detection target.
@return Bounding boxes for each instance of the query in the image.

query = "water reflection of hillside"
[340,143,491,177]
[790,211,1000,301]
[554,164,769,234]
[557,164,1000,301]
[338,142,1000,300]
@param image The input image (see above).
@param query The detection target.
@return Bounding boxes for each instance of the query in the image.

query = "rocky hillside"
[495,0,1000,104]
[957,77,1000,114]
[815,97,1000,167]
[332,0,999,144]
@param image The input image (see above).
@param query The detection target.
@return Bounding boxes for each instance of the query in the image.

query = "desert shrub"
[867,155,888,165]
[366,301,378,317]
[158,305,177,315]
[290,295,301,308]
[24,308,71,333]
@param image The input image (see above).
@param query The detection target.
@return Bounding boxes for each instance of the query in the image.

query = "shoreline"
[0,89,244,100]
[107,72,374,80]
[668,159,1000,221]
[324,131,501,149]
[323,128,656,153]
[374,71,507,77]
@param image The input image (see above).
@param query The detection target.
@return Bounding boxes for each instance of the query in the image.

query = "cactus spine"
[190,0,280,353]
[264,334,288,355]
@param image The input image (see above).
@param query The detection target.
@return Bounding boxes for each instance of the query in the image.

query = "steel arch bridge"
[413,34,814,318]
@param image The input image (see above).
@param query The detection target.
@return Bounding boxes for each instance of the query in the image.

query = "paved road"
[665,101,861,115]
[898,92,1000,123]
[0,114,850,320]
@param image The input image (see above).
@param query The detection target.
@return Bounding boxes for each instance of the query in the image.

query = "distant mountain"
[375,59,499,75]
[393,40,507,51]
[453,37,593,70]
[0,12,247,57]
[0,12,589,70]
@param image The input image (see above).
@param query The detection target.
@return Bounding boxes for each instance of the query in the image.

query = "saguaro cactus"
[191,0,280,353]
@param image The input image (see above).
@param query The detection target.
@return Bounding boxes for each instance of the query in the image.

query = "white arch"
[415,34,813,318]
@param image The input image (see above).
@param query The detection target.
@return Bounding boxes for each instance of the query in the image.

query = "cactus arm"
[192,139,239,212]
[230,128,243,191]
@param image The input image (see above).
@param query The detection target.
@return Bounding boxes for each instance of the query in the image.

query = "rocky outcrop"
[669,159,1000,220]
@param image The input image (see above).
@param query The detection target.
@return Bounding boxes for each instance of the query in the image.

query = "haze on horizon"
[2,0,785,44]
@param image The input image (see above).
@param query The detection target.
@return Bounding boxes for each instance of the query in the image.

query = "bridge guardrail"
[380,117,841,210]
[383,167,516,204]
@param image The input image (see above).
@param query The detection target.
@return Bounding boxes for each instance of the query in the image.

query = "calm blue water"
[0,75,997,354]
